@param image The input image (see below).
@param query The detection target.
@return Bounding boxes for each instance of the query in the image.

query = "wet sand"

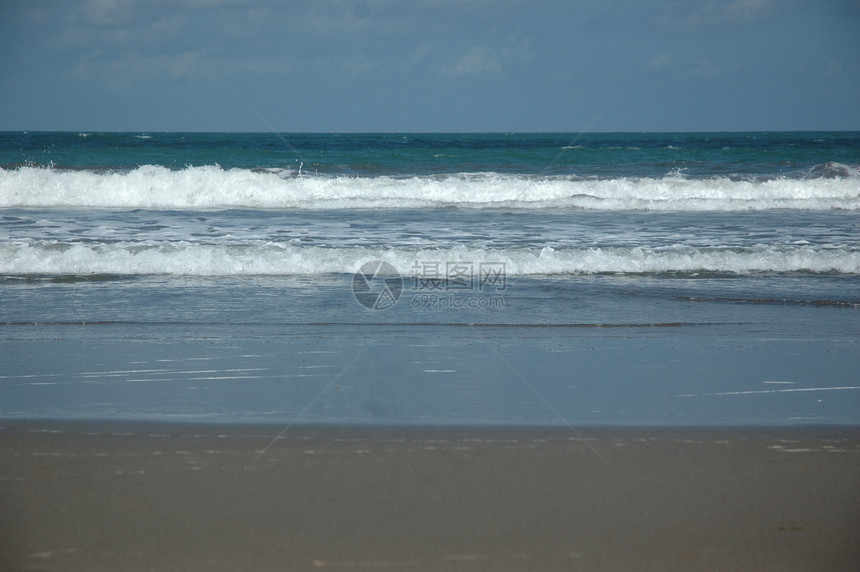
[1,421,859,571]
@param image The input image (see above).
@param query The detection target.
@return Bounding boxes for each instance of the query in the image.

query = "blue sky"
[1,0,858,132]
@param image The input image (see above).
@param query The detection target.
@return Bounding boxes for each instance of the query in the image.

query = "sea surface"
[1,131,858,425]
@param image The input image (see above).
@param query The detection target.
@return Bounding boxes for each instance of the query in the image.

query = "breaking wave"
[2,241,857,276]
[1,165,858,211]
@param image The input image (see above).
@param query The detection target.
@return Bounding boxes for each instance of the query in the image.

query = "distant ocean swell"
[2,242,857,276]
[1,165,858,211]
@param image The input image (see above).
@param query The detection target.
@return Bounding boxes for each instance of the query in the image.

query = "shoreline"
[2,420,859,571]
[4,417,860,442]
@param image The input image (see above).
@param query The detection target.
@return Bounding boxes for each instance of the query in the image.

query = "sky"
[1,0,858,132]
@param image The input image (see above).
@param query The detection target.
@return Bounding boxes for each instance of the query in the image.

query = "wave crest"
[2,242,857,276]
[1,165,858,211]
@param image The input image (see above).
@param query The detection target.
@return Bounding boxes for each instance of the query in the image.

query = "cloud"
[690,58,742,78]
[72,50,206,84]
[80,0,136,26]
[68,49,294,86]
[656,0,774,33]
[646,53,675,72]
[444,46,502,77]
[825,60,843,77]
[341,56,379,78]
[726,0,772,15]
[643,53,743,79]
[500,35,534,66]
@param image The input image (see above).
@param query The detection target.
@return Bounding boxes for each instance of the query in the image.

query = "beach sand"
[1,421,859,571]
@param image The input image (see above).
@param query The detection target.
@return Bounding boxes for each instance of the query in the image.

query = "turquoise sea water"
[5,131,860,177]
[1,132,858,425]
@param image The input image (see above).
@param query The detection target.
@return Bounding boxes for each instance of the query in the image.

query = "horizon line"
[3,129,859,135]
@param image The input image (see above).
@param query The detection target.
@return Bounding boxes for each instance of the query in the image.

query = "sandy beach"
[1,421,858,571]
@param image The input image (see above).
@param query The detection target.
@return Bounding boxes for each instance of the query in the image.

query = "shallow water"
[1,272,857,425]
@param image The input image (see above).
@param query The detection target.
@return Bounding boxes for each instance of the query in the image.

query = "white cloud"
[445,46,502,77]
[726,0,772,15]
[825,60,843,77]
[656,0,774,33]
[689,58,742,78]
[646,53,674,72]
[69,49,294,85]
[108,51,203,82]
[80,0,136,26]
[691,58,717,77]
[500,35,534,65]
[341,56,379,78]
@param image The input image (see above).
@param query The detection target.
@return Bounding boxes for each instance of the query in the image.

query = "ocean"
[1,131,858,426]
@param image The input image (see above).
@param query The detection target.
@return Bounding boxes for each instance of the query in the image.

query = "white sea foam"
[2,241,857,276]
[1,165,858,211]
